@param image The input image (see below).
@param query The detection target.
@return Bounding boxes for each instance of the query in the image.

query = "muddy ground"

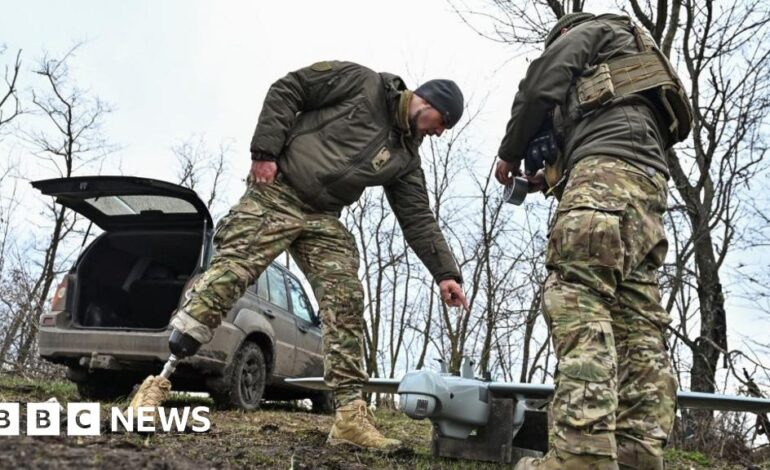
[0,375,766,469]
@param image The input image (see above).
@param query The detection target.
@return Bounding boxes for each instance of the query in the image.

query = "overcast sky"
[1,0,529,187]
[2,1,768,376]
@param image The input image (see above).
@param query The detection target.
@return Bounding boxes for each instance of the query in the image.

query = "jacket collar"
[380,72,409,132]
[379,72,421,148]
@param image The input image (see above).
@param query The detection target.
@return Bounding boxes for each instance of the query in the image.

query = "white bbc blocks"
[67,403,101,436]
[0,402,99,436]
[0,403,210,435]
[0,403,20,436]
[26,402,61,436]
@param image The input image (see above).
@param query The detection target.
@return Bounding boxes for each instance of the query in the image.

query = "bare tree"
[171,134,232,215]
[347,190,398,382]
[631,0,770,442]
[421,118,479,374]
[0,44,23,367]
[0,46,22,131]
[0,45,113,369]
[0,170,22,369]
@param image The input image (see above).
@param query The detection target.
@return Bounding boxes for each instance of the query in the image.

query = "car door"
[260,265,297,379]
[285,273,324,378]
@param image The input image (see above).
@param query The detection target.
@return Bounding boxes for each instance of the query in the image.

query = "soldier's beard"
[410,107,429,137]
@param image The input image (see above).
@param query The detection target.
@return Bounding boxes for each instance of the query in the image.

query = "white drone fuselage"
[398,369,492,439]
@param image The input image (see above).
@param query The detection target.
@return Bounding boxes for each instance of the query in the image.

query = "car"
[32,176,334,413]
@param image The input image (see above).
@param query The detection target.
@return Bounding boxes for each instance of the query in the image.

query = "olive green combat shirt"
[498,14,669,177]
[249,61,462,283]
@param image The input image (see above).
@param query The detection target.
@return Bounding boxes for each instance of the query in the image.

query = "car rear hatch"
[31,176,213,231]
[33,176,214,339]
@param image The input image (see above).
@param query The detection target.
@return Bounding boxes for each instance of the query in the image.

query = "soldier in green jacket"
[169,60,468,450]
[495,13,692,470]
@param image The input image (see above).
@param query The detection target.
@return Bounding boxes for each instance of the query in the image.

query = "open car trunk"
[31,176,214,330]
[74,231,203,329]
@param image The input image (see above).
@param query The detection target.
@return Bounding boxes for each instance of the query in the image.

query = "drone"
[287,358,770,463]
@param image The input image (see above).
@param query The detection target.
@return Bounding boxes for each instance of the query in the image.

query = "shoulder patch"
[310,61,333,72]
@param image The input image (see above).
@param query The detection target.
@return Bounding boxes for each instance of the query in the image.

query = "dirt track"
[1,376,766,469]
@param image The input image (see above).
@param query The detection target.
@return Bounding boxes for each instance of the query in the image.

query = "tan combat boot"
[327,399,402,451]
[514,448,620,470]
[617,439,664,470]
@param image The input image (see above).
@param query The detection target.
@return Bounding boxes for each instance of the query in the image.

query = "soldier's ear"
[560,27,570,36]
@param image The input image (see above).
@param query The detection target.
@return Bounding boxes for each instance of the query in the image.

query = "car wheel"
[71,369,133,401]
[211,342,267,411]
[311,391,335,414]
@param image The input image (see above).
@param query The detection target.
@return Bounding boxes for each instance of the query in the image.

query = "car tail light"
[50,277,68,312]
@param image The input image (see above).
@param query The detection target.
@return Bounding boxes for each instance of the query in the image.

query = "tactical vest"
[571,19,693,145]
[539,18,693,196]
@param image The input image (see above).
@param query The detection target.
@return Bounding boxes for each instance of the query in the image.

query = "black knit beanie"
[414,79,464,128]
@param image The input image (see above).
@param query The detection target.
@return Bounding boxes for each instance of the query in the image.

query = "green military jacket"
[249,60,461,283]
[498,14,669,176]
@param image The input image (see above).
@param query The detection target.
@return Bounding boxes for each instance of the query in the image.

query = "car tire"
[311,391,335,414]
[71,369,133,401]
[211,342,267,411]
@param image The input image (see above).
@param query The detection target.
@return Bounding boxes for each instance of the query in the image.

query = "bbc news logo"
[0,403,211,435]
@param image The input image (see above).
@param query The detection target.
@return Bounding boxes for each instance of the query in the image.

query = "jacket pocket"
[322,127,390,185]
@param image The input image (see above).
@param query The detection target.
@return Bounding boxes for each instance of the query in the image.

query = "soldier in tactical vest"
[168,60,468,450]
[495,12,692,470]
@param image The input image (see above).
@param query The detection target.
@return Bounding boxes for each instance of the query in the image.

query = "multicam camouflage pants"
[172,175,368,407]
[543,155,678,458]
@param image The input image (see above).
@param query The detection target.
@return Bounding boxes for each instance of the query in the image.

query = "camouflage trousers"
[543,155,678,459]
[171,175,368,407]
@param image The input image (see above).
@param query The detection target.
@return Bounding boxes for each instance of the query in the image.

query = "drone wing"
[287,378,555,398]
[287,377,770,413]
[676,391,770,413]
[487,383,770,413]
[285,377,400,394]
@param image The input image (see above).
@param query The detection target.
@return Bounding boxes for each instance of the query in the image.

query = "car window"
[85,195,198,216]
[266,266,289,310]
[256,272,269,301]
[286,275,315,323]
